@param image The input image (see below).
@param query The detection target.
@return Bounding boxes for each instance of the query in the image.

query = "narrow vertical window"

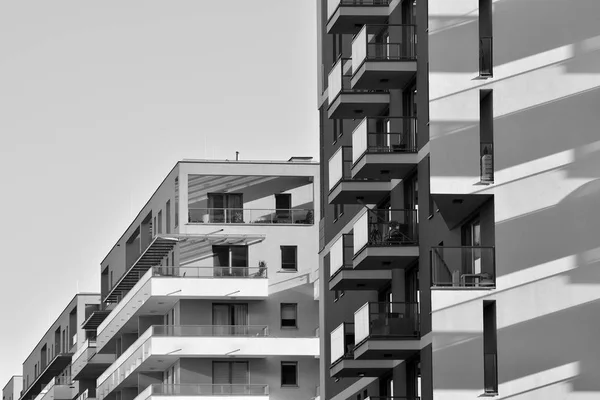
[479,0,493,76]
[281,362,298,387]
[174,177,179,228]
[281,246,298,271]
[157,210,163,234]
[480,90,494,183]
[428,155,435,218]
[166,200,171,234]
[483,301,498,394]
[281,304,298,328]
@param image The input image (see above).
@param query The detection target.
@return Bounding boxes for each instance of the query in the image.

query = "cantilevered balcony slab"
[96,266,268,353]
[352,210,419,270]
[71,340,115,380]
[134,384,269,400]
[330,359,397,378]
[97,326,317,400]
[20,354,72,400]
[326,0,390,34]
[329,180,392,205]
[327,92,390,120]
[329,269,391,291]
[352,153,419,180]
[350,25,417,90]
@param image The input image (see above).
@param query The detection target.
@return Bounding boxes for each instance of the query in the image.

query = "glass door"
[212,361,249,395]
[208,194,225,223]
[213,304,249,335]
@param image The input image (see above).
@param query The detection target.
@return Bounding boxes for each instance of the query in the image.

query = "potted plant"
[256,261,267,278]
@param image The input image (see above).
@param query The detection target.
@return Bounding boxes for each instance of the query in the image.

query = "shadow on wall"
[429,0,600,73]
[433,297,600,393]
[496,177,600,277]
[430,85,600,178]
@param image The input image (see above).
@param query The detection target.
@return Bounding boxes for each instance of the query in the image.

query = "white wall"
[428,0,600,399]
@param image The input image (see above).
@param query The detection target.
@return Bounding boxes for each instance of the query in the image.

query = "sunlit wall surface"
[428,0,600,399]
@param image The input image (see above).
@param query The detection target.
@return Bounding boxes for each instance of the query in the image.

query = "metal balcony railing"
[355,302,420,345]
[152,325,269,337]
[431,246,496,288]
[354,209,418,255]
[327,0,390,23]
[152,266,267,279]
[188,208,314,225]
[352,25,417,73]
[328,58,389,105]
[352,117,417,164]
[148,384,269,396]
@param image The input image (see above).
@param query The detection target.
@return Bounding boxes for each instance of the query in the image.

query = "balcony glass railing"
[331,322,355,364]
[354,302,419,345]
[354,209,418,254]
[352,117,417,164]
[327,0,390,22]
[431,246,496,288]
[152,325,269,337]
[329,233,354,279]
[366,397,421,400]
[188,208,313,225]
[328,146,353,192]
[152,266,268,279]
[148,384,269,396]
[328,58,388,104]
[352,25,417,73]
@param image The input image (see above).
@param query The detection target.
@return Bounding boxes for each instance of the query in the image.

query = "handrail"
[149,384,269,396]
[188,208,314,225]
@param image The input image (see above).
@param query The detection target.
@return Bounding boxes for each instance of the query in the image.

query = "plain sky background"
[0,0,318,385]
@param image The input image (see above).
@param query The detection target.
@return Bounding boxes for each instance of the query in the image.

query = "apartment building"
[90,159,321,400]
[13,294,102,400]
[317,0,600,399]
[3,376,23,400]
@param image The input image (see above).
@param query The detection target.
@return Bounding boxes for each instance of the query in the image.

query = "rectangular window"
[479,0,493,76]
[281,303,298,328]
[157,210,163,234]
[213,361,249,386]
[281,246,298,271]
[174,177,179,228]
[483,301,498,394]
[281,362,298,387]
[428,155,435,218]
[213,245,248,277]
[333,203,344,221]
[166,200,171,234]
[480,90,494,183]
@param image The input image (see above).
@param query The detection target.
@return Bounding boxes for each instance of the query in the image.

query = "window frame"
[280,246,298,271]
[280,361,299,387]
[280,303,298,329]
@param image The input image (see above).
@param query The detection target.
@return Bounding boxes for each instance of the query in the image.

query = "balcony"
[20,354,73,400]
[353,209,419,270]
[353,302,420,360]
[328,146,391,205]
[330,323,396,378]
[431,246,496,289]
[71,339,116,380]
[327,0,390,34]
[351,25,417,90]
[96,266,269,352]
[188,208,314,225]
[137,384,269,400]
[351,117,418,180]
[97,325,318,400]
[33,377,77,400]
[329,233,391,291]
[365,398,420,400]
[327,58,390,119]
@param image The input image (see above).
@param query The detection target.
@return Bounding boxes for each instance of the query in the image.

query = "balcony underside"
[353,246,419,270]
[330,359,396,378]
[351,61,417,90]
[351,153,418,180]
[432,193,493,230]
[328,180,391,205]
[145,396,268,400]
[354,338,421,360]
[327,8,389,34]
[327,93,390,119]
[72,353,116,380]
[329,269,392,291]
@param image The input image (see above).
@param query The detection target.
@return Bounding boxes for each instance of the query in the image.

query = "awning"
[19,354,72,400]
[103,233,265,304]
[81,310,111,331]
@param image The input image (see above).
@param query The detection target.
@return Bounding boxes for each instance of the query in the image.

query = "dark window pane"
[281,246,297,270]
[281,304,297,328]
[281,362,298,386]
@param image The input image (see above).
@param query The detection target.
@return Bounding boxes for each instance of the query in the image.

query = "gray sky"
[0,1,317,383]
